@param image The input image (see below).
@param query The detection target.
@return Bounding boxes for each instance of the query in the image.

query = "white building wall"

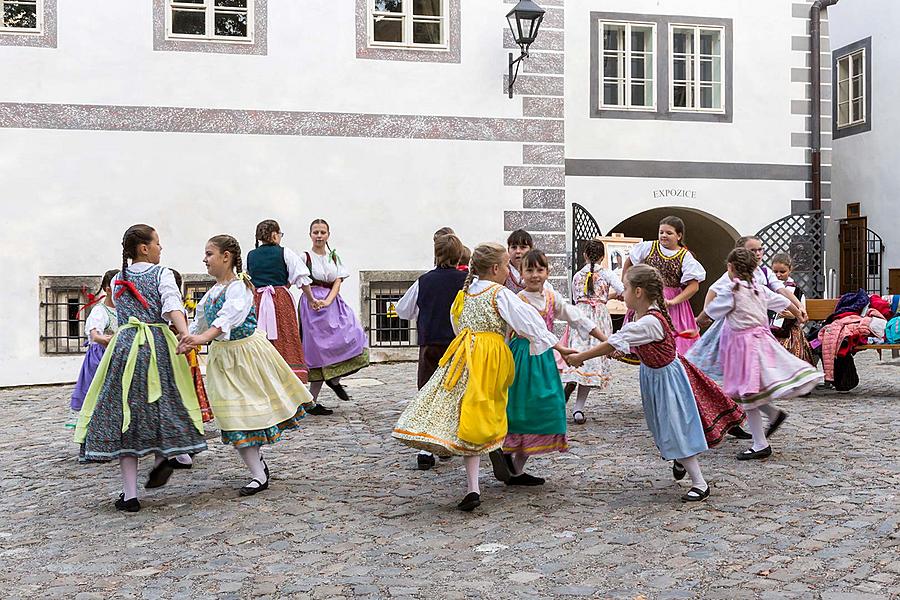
[828,0,900,291]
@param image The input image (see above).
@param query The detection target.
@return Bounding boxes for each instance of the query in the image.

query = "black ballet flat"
[727,426,753,440]
[416,453,436,470]
[167,458,193,470]
[115,493,141,512]
[457,492,481,512]
[239,476,269,497]
[325,379,351,401]
[672,460,687,481]
[766,410,788,438]
[145,460,175,489]
[506,473,545,486]
[681,486,710,503]
[488,449,512,482]
[736,446,772,461]
[305,403,334,416]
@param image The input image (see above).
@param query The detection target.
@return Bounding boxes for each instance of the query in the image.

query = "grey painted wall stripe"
[565,159,829,181]
[0,102,564,143]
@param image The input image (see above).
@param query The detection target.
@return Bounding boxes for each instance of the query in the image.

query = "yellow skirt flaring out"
[392,328,515,456]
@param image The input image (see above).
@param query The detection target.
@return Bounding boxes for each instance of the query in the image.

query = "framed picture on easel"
[595,234,643,315]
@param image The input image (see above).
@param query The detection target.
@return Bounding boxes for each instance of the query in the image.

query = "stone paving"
[1,354,899,600]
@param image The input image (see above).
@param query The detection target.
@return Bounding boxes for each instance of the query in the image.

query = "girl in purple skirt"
[68,269,120,428]
[299,219,369,413]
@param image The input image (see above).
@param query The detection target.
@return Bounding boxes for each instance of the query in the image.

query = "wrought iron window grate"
[41,285,91,355]
[366,281,417,348]
[756,211,825,299]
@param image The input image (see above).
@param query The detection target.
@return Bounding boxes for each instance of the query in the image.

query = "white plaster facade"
[0,0,835,385]
[828,0,899,295]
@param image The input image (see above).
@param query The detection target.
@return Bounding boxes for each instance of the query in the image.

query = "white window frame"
[368,0,449,51]
[836,49,866,129]
[0,0,43,34]
[165,0,255,44]
[599,20,657,112]
[669,23,725,114]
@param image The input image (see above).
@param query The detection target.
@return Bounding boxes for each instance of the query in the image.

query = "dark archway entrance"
[608,207,740,314]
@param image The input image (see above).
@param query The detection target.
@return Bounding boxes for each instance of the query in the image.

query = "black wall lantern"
[506,0,546,98]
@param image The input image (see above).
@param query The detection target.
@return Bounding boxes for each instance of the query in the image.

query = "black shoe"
[564,382,576,402]
[736,446,772,461]
[488,449,512,482]
[145,460,175,489]
[305,403,334,416]
[672,460,687,481]
[506,473,545,486]
[766,410,788,438]
[239,476,269,497]
[457,492,481,512]
[416,453,436,470]
[728,426,753,440]
[681,486,710,503]
[167,458,193,470]
[115,493,141,512]
[325,379,351,401]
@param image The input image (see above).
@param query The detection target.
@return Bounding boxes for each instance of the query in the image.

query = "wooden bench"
[806,298,900,358]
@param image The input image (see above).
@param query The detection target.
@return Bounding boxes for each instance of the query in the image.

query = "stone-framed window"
[39,276,99,355]
[0,0,56,48]
[590,12,733,122]
[359,270,423,348]
[833,37,872,140]
[356,0,460,63]
[153,0,267,55]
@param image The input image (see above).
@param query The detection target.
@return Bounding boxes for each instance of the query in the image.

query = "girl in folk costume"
[74,225,207,513]
[395,232,469,471]
[299,219,369,411]
[178,235,313,496]
[68,269,120,429]
[705,249,822,460]
[567,265,715,502]
[502,250,604,485]
[504,229,533,293]
[623,216,705,355]
[769,253,815,365]
[392,243,572,512]
[560,240,624,425]
[246,220,317,390]
[171,269,213,427]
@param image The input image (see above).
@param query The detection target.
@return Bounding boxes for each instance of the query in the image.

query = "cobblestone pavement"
[1,354,899,600]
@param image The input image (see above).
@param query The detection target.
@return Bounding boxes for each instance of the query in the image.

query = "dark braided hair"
[99,268,119,293]
[583,239,605,295]
[727,247,759,294]
[120,224,156,282]
[255,219,281,248]
[625,264,675,332]
[208,235,254,290]
[310,218,334,255]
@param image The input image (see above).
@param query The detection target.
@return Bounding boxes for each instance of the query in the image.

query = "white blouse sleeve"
[680,251,706,284]
[158,267,186,318]
[333,253,351,279]
[189,289,213,335]
[606,314,665,354]
[210,281,255,340]
[553,291,595,337]
[762,286,792,313]
[496,287,559,355]
[85,305,110,337]
[763,267,785,291]
[395,280,419,321]
[603,269,625,295]
[283,247,312,287]
[705,286,736,321]
[629,241,653,265]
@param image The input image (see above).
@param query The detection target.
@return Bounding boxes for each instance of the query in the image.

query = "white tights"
[120,456,138,501]
[237,446,266,486]
[679,455,707,490]
[573,385,592,414]
[745,408,770,451]
[309,381,324,403]
[464,456,480,494]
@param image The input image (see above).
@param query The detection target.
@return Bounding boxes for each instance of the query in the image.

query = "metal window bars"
[41,286,90,355]
[366,281,417,348]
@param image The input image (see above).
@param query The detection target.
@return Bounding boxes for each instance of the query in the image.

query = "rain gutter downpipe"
[810,0,839,211]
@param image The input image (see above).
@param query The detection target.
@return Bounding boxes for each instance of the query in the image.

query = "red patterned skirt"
[253,286,309,384]
[186,349,214,423]
[679,356,745,447]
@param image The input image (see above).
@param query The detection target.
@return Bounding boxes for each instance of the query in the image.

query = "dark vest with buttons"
[246,244,289,288]
[416,267,468,346]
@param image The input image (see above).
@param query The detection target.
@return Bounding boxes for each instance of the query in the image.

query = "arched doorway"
[608,207,740,314]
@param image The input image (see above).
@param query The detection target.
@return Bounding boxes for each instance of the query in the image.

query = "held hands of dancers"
[176,328,221,354]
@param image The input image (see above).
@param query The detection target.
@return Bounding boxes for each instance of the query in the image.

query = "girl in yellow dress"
[392,243,574,511]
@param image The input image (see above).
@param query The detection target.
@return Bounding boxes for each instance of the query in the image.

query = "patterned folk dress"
[392,284,516,457]
[74,265,207,462]
[640,242,703,355]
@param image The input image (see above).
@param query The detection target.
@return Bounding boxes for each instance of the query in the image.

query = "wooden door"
[889,268,900,295]
[839,217,868,294]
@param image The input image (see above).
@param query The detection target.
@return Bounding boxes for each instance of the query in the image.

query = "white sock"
[237,446,267,488]
[464,456,480,494]
[309,381,324,403]
[511,451,528,476]
[174,454,193,466]
[746,408,769,451]
[418,450,433,457]
[120,456,139,500]
[680,455,707,491]
[574,385,590,413]
[758,403,779,421]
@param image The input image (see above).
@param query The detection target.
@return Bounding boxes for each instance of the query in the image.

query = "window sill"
[368,42,449,52]
[165,35,255,45]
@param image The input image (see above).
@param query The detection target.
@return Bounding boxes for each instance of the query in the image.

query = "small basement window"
[40,276,100,355]
[366,281,418,348]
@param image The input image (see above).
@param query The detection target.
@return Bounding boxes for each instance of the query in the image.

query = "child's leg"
[120,456,139,500]
[237,446,267,486]
[679,455,707,491]
[174,454,193,466]
[309,381,324,402]
[573,385,591,414]
[745,407,769,451]
[511,451,528,476]
[464,455,480,494]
